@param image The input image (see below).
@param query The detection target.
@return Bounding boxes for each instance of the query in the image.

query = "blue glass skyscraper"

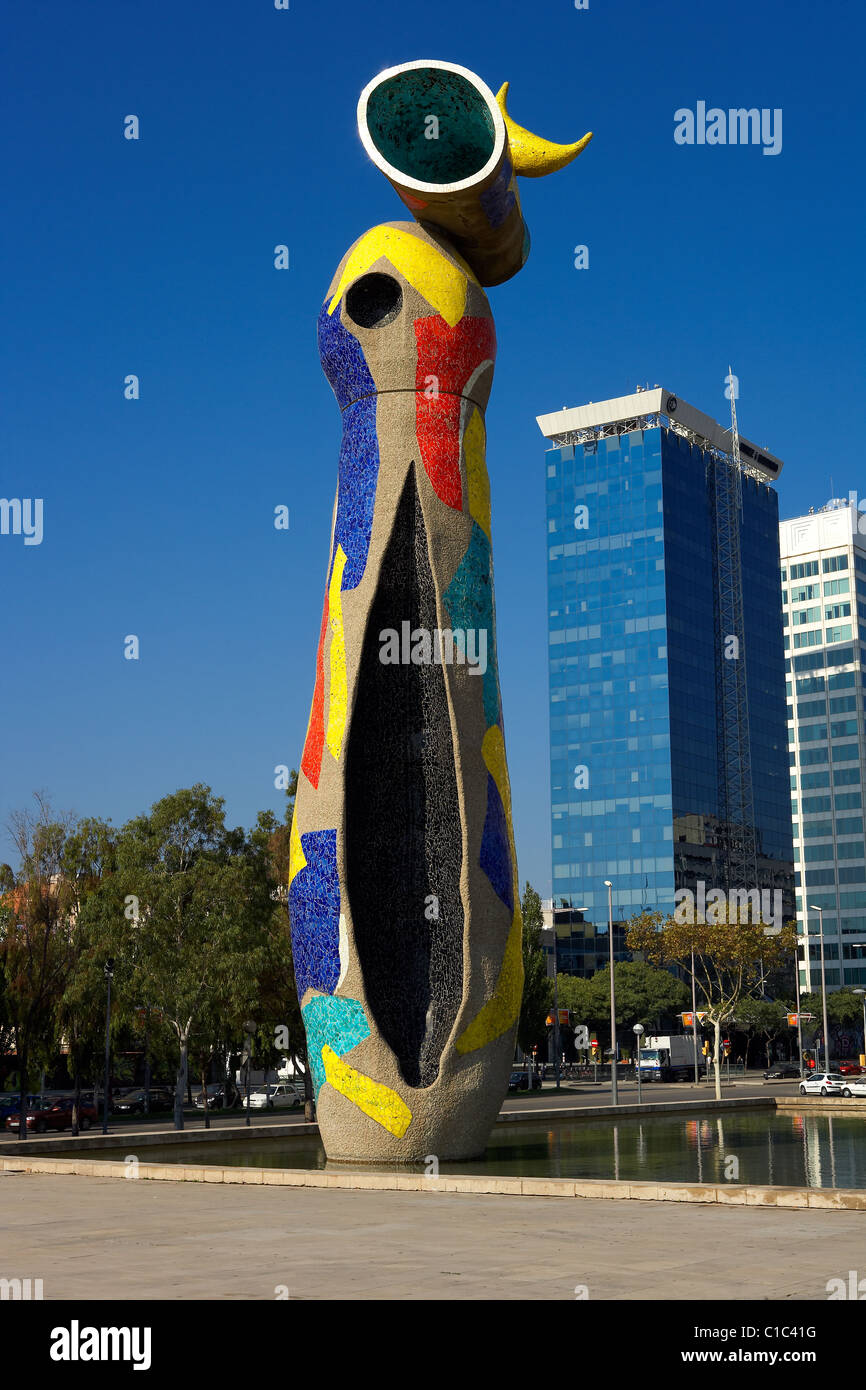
[538,388,794,973]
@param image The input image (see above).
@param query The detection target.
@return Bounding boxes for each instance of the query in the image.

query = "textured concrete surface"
[5,1152,866,1208]
[0,1171,860,1300]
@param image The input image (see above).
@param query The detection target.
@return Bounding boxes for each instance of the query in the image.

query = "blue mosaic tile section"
[479,770,513,910]
[480,157,516,230]
[443,521,500,727]
[317,301,380,591]
[317,300,376,410]
[302,994,371,1096]
[289,829,341,999]
[332,396,380,591]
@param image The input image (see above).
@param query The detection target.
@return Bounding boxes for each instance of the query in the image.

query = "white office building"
[780,498,866,991]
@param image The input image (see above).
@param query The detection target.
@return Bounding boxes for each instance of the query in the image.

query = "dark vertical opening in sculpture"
[346,466,464,1088]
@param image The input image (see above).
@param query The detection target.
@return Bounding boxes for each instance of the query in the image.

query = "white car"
[246,1083,302,1111]
[799,1072,846,1096]
[841,1078,866,1098]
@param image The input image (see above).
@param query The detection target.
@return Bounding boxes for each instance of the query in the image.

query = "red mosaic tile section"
[301,590,330,789]
[414,315,496,512]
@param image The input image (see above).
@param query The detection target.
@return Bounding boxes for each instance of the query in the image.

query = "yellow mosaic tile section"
[464,406,490,540]
[321,1045,413,1137]
[327,225,476,328]
[455,904,524,1055]
[288,811,306,890]
[326,545,348,760]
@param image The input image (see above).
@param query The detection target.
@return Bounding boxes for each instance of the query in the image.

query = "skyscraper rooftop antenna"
[713,364,757,892]
[728,363,743,516]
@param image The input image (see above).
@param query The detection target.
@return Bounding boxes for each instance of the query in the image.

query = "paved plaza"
[1,1170,860,1301]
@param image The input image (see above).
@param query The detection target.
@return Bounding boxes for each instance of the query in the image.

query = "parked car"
[193,1084,238,1111]
[837,1061,864,1076]
[799,1072,847,1097]
[0,1093,39,1119]
[841,1079,866,1098]
[508,1070,543,1092]
[246,1083,302,1111]
[763,1065,801,1080]
[4,1099,97,1134]
[48,1098,98,1129]
[112,1087,174,1115]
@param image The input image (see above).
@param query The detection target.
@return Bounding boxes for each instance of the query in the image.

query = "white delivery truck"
[638,1035,700,1082]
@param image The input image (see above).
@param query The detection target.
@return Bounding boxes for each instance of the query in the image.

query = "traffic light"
[702,1040,710,1055]
[722,1039,731,1056]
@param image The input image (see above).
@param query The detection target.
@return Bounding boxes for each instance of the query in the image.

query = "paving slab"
[0,1170,861,1301]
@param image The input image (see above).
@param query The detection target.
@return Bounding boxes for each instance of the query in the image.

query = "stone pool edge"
[1,1152,864,1208]
[3,1095,865,1208]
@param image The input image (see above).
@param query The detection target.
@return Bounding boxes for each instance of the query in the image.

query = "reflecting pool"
[72,1110,866,1188]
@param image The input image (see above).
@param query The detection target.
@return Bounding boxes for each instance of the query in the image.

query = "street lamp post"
[102,958,115,1135]
[243,1019,258,1127]
[809,905,831,1072]
[604,880,617,1105]
[690,948,700,1084]
[633,1024,644,1105]
[853,984,866,1067]
[794,939,805,1078]
[551,924,561,1090]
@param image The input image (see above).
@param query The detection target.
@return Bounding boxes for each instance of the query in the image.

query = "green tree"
[517,883,552,1058]
[0,795,78,1138]
[78,785,275,1130]
[555,973,598,1028]
[800,988,865,1064]
[628,908,797,1099]
[556,962,688,1057]
[57,816,117,1133]
[734,997,788,1069]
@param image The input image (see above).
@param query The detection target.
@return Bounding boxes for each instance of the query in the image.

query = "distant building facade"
[781,499,866,991]
[540,387,794,976]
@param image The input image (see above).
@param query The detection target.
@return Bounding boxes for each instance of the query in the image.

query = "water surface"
[73,1110,866,1188]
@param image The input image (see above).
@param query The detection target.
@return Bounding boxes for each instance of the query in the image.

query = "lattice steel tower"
[711,370,758,894]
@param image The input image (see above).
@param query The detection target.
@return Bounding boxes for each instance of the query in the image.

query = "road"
[0,1075,801,1144]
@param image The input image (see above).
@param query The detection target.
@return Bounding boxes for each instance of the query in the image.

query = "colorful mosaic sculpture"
[291,59,591,1162]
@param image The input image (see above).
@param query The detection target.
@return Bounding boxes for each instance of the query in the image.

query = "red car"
[837,1061,864,1076]
[4,1098,97,1134]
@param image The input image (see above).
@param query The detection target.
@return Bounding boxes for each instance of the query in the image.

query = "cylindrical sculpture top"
[357,59,529,287]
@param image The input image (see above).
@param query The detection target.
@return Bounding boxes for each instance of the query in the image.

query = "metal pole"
[812,906,831,1072]
[691,947,699,1084]
[605,881,617,1105]
[144,1015,151,1116]
[634,1026,643,1105]
[102,961,114,1135]
[852,977,866,1067]
[552,924,561,1090]
[794,941,804,1077]
[243,1020,257,1127]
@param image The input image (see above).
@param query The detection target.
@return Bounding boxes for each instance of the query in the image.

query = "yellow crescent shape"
[496,82,592,178]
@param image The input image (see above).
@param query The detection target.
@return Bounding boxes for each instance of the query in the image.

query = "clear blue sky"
[2,0,864,892]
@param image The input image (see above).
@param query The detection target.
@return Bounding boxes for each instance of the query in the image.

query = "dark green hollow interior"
[365,67,495,185]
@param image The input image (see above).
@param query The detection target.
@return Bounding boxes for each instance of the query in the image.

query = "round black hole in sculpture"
[344,272,403,329]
